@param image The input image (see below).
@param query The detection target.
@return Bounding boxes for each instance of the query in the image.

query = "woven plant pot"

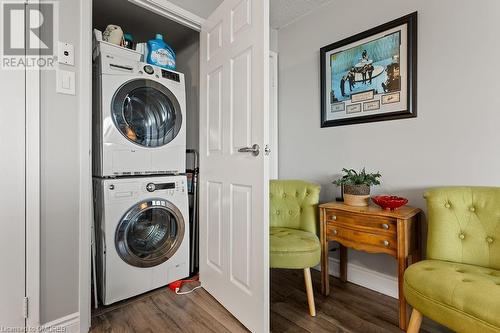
[343,184,370,207]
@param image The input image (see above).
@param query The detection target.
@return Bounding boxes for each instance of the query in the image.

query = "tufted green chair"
[404,187,500,333]
[270,180,321,316]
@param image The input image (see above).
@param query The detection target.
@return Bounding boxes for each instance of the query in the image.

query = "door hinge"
[23,297,29,319]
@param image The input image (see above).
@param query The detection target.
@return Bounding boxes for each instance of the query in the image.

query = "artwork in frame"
[320,12,417,127]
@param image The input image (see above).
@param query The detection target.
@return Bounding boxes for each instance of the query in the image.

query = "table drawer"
[325,209,396,236]
[327,225,397,256]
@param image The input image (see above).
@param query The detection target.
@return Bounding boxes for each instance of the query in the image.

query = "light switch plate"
[58,41,75,66]
[56,69,76,95]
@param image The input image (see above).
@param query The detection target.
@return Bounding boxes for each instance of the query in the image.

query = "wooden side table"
[319,202,421,330]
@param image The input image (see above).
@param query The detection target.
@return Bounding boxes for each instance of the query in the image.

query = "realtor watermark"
[0,326,65,332]
[1,0,58,70]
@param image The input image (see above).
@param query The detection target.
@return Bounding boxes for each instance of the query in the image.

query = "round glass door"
[112,79,182,148]
[115,199,185,267]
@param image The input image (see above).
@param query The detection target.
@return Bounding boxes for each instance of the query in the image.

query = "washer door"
[111,79,182,148]
[115,199,185,268]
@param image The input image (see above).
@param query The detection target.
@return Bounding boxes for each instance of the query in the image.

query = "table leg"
[339,245,347,283]
[320,210,330,296]
[321,245,329,295]
[397,218,409,330]
[398,255,409,330]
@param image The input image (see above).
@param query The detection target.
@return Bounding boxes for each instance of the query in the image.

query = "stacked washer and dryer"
[92,42,189,305]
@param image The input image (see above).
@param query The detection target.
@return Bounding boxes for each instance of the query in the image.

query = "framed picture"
[320,12,417,127]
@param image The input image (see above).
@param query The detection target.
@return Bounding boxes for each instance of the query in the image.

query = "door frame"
[25,0,41,328]
[79,0,93,331]
[21,1,93,329]
[127,0,205,31]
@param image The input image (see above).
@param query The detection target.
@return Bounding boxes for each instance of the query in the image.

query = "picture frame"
[320,12,417,127]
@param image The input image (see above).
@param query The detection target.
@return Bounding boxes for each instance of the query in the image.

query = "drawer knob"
[331,215,337,221]
[333,229,338,235]
[383,240,390,247]
[382,223,389,230]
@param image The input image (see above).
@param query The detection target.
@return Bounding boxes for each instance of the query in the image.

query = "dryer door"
[111,79,182,148]
[115,199,185,268]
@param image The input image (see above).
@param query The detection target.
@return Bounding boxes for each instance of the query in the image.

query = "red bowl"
[371,195,408,210]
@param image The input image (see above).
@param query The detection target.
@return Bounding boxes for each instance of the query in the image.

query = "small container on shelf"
[95,40,142,62]
[123,33,136,50]
[146,33,176,70]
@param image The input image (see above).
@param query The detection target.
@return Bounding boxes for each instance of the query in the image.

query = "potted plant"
[333,168,381,207]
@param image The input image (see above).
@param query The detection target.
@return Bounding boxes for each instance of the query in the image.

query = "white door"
[199,0,270,332]
[269,51,278,179]
[0,9,27,328]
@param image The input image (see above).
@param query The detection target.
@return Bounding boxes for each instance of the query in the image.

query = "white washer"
[93,50,186,177]
[93,175,189,305]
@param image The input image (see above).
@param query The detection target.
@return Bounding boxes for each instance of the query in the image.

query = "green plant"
[333,168,381,186]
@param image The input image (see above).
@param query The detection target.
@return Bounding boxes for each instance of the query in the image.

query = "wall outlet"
[58,42,75,66]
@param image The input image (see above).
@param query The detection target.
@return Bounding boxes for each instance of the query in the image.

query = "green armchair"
[270,180,321,316]
[404,187,500,333]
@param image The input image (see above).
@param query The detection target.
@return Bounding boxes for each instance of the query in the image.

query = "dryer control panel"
[161,69,180,82]
[145,179,186,194]
[97,53,184,86]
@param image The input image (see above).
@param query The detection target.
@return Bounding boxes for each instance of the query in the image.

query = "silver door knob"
[383,240,390,247]
[382,223,389,230]
[238,144,260,156]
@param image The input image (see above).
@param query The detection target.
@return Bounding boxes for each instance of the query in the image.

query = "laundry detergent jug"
[146,34,176,70]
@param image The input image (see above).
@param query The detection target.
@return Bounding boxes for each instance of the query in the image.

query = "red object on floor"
[371,195,408,210]
[168,280,183,292]
[168,275,199,292]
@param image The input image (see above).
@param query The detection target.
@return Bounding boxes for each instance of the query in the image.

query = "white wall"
[40,0,80,323]
[270,28,278,52]
[278,0,500,292]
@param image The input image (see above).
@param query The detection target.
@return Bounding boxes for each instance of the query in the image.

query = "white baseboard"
[314,257,398,299]
[42,312,80,333]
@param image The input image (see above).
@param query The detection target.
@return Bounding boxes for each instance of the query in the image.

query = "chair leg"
[303,268,316,316]
[407,308,423,333]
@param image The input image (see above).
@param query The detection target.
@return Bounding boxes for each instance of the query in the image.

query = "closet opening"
[90,0,204,326]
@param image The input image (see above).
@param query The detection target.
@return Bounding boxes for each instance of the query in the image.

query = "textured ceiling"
[153,0,332,29]
[270,0,333,29]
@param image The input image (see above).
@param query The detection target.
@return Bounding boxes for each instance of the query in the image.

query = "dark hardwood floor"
[91,282,247,333]
[270,269,451,333]
[90,269,452,333]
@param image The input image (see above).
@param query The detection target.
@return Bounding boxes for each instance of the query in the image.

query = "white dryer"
[93,50,186,177]
[93,175,189,305]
